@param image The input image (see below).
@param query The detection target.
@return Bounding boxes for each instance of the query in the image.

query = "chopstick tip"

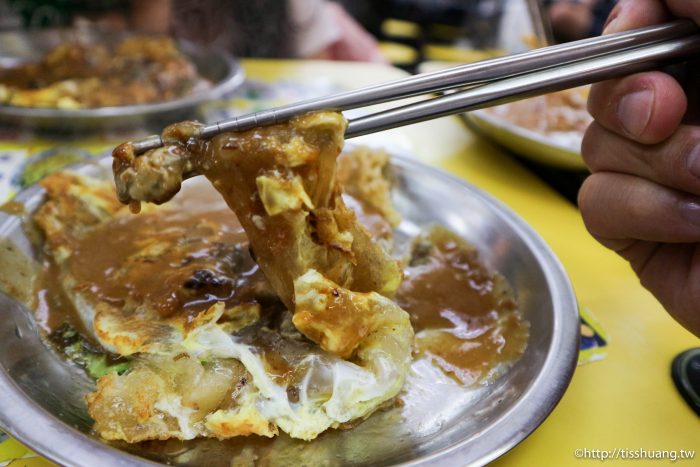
[131,135,164,155]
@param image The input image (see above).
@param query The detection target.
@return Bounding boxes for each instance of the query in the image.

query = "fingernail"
[687,145,700,179]
[679,199,700,227]
[617,89,654,138]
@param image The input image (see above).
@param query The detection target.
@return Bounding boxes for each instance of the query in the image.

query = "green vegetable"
[49,323,129,379]
[19,150,87,188]
[86,354,130,379]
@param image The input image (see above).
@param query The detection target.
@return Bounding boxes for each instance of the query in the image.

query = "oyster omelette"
[27,111,528,444]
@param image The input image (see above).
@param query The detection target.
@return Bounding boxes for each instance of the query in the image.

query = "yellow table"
[1,59,697,466]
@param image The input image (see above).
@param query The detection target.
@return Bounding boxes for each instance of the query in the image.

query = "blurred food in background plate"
[0,29,243,131]
[0,36,210,109]
[465,86,592,170]
[482,86,591,145]
[419,57,590,170]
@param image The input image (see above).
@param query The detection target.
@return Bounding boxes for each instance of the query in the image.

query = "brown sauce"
[67,206,250,319]
[35,188,526,386]
[396,227,528,385]
[34,184,271,336]
[35,258,90,335]
[342,194,393,245]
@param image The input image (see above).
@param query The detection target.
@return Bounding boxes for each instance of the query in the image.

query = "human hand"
[579,0,700,336]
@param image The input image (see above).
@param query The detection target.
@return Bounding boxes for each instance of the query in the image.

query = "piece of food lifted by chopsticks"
[127,20,700,155]
[100,112,414,442]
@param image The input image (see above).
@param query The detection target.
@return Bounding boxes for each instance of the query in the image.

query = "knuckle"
[577,174,617,238]
[655,126,700,184]
[677,127,700,165]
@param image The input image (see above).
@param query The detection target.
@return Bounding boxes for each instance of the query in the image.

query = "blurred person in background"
[0,0,386,62]
[546,0,617,42]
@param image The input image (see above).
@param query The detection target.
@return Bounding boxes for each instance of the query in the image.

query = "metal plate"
[0,29,244,130]
[0,152,579,466]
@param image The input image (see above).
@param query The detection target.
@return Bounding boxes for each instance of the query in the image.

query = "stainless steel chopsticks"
[347,33,700,137]
[130,20,700,154]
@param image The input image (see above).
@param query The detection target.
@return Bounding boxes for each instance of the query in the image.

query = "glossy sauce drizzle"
[35,184,269,333]
[35,186,527,386]
[396,226,528,385]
